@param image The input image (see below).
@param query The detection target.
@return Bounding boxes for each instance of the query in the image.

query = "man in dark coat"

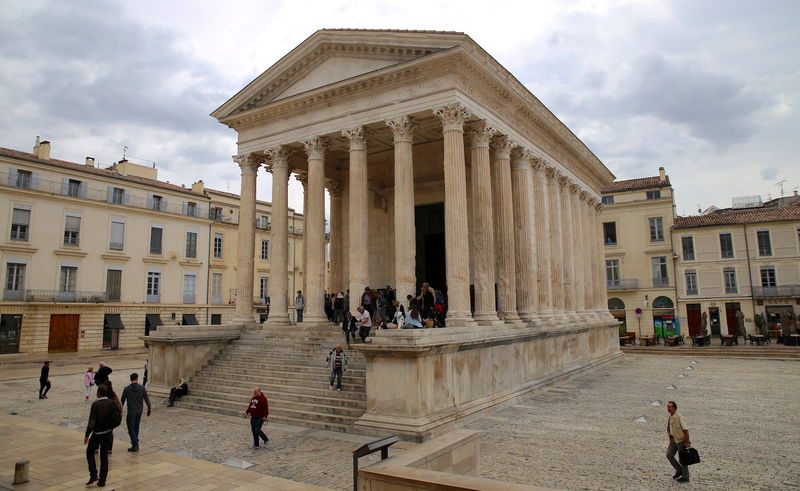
[38,360,51,399]
[94,362,112,387]
[84,385,117,487]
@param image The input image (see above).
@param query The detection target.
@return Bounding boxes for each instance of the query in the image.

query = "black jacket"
[85,398,117,437]
[94,366,112,386]
[39,365,49,382]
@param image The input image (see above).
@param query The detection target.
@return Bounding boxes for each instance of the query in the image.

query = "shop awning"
[104,314,125,330]
[145,314,163,327]
[182,314,199,325]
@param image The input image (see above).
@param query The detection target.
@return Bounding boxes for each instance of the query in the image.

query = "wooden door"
[725,302,741,335]
[686,304,702,336]
[48,314,79,352]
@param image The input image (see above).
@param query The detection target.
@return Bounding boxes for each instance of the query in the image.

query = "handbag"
[678,446,700,466]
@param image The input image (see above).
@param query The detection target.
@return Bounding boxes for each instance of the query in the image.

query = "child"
[84,367,95,401]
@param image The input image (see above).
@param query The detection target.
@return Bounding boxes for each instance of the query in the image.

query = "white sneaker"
[329,385,333,390]
[337,388,341,391]
[263,440,270,449]
[249,444,260,449]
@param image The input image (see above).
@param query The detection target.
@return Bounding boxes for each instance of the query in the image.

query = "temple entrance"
[415,203,446,296]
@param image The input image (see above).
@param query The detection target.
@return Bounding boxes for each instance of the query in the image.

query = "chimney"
[85,157,95,167]
[33,136,40,154]
[191,180,205,193]
[37,140,51,160]
[658,166,666,183]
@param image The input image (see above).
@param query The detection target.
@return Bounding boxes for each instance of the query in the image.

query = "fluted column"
[264,146,291,325]
[510,148,538,321]
[490,136,520,322]
[531,159,552,316]
[593,200,606,311]
[570,184,585,313]
[328,180,344,293]
[295,173,308,295]
[558,176,574,313]
[301,137,329,322]
[386,116,417,300]
[433,103,473,324]
[547,168,564,314]
[342,126,369,307]
[466,121,500,323]
[233,154,261,324]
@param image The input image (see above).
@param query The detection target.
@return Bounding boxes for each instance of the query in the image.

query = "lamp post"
[635,307,643,342]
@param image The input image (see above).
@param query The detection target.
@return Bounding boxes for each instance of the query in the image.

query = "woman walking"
[84,367,95,401]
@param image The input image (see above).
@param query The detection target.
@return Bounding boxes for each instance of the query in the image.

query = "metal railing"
[652,278,670,288]
[607,279,639,290]
[752,285,800,297]
[11,290,108,302]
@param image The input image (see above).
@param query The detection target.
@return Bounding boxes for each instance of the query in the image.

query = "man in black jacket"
[38,360,51,399]
[94,362,112,387]
[85,385,117,487]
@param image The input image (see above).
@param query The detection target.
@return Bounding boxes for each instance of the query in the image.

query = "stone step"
[200,364,366,379]
[190,381,367,401]
[173,401,353,433]
[220,349,366,362]
[620,346,800,359]
[178,393,363,420]
[212,357,365,371]
[187,387,366,409]
[195,373,366,391]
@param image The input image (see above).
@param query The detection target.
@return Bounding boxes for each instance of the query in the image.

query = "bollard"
[14,460,30,485]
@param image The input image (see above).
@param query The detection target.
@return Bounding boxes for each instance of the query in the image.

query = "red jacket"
[246,394,269,419]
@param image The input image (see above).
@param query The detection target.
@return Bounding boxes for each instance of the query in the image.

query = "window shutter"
[31,171,39,190]
[161,196,169,213]
[123,190,131,205]
[146,194,153,209]
[182,201,188,216]
[61,178,69,195]
[196,203,206,219]
[107,186,113,203]
[79,181,88,198]
[7,168,17,186]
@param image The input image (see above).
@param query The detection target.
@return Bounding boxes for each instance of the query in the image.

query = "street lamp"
[635,307,643,342]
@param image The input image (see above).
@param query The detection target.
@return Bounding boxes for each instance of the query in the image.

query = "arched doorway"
[652,296,677,336]
[608,298,626,333]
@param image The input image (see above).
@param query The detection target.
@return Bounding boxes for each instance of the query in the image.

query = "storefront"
[652,296,678,336]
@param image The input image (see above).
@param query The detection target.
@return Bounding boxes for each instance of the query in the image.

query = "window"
[185,231,197,258]
[720,233,734,258]
[10,208,30,241]
[60,266,77,292]
[67,179,81,197]
[109,220,125,250]
[210,207,223,222]
[605,259,620,287]
[63,215,81,246]
[211,273,223,304]
[111,187,125,205]
[760,267,776,287]
[681,236,694,261]
[646,190,661,200]
[757,230,771,256]
[651,256,668,287]
[256,216,270,230]
[723,267,737,294]
[151,195,163,211]
[15,170,32,189]
[261,239,269,260]
[213,233,223,259]
[146,271,161,302]
[149,226,163,255]
[183,274,196,304]
[184,201,197,217]
[601,195,614,205]
[649,217,664,242]
[685,270,698,295]
[5,263,25,300]
[259,276,268,300]
[603,222,617,245]
[106,269,122,302]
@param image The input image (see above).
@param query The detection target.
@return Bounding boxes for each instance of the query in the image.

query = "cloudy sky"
[1,0,798,214]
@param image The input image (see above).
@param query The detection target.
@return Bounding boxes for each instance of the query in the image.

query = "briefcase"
[679,446,700,465]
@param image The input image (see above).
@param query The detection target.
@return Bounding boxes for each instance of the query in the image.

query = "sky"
[1,0,798,215]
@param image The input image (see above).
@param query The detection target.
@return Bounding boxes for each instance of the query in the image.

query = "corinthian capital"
[464,120,498,147]
[326,180,343,198]
[295,172,308,188]
[530,157,547,173]
[303,136,329,160]
[385,116,417,143]
[233,154,261,174]
[568,182,581,196]
[264,145,291,168]
[510,147,534,170]
[341,127,368,151]
[433,103,471,132]
[558,175,570,189]
[490,135,516,160]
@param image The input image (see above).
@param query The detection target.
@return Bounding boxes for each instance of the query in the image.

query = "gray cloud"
[760,166,779,181]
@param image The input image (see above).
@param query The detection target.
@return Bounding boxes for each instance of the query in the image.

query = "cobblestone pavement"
[470,354,800,490]
[2,355,797,490]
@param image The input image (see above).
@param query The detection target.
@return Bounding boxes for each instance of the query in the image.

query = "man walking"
[84,385,118,487]
[243,387,269,449]
[326,344,348,391]
[38,360,51,399]
[295,290,305,322]
[120,372,151,452]
[94,362,112,387]
[666,400,692,483]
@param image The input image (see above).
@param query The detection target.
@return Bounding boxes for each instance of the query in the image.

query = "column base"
[264,313,291,327]
[472,310,501,325]
[445,311,477,328]
[231,313,259,329]
[301,313,329,324]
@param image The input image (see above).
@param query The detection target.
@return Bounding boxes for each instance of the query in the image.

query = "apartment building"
[0,138,304,354]
[672,196,800,336]
[601,168,678,337]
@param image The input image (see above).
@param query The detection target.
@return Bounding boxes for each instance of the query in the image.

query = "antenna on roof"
[696,203,701,214]
[123,145,128,160]
[776,179,786,197]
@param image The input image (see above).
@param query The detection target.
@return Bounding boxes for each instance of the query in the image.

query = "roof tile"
[601,176,670,194]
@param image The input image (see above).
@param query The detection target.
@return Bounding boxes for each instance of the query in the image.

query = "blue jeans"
[126,411,142,446]
[250,417,268,446]
[86,432,112,482]
[330,367,343,389]
[296,309,304,322]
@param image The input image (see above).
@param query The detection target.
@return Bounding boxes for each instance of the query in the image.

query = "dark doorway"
[708,307,721,336]
[686,304,702,336]
[725,302,742,335]
[0,314,22,354]
[415,203,446,295]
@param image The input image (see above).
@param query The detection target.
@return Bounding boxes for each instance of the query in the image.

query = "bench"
[721,334,738,346]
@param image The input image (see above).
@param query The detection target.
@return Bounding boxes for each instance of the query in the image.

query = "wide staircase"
[175,323,368,432]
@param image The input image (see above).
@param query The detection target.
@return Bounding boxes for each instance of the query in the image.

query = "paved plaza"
[0,354,797,490]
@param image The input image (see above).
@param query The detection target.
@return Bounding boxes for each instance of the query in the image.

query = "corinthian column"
[433,103,473,325]
[490,136,520,322]
[295,172,308,295]
[328,180,344,293]
[570,184,585,313]
[264,146,291,325]
[531,159,552,317]
[342,126,369,307]
[301,136,329,322]
[385,116,417,300]
[593,200,606,312]
[233,154,261,325]
[547,168,564,314]
[510,148,538,322]
[466,121,500,323]
[559,176,575,313]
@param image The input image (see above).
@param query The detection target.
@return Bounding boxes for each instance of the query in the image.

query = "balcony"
[752,285,800,298]
[5,290,108,302]
[652,278,670,288]
[607,279,639,290]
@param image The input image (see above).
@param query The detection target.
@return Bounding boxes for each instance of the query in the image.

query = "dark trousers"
[359,325,371,342]
[126,411,142,446]
[86,432,113,482]
[296,309,304,322]
[38,380,51,398]
[329,367,343,389]
[666,438,690,479]
[250,417,268,446]
[344,328,356,346]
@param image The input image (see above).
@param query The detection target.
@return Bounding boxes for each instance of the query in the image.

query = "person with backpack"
[120,372,151,452]
[84,384,121,487]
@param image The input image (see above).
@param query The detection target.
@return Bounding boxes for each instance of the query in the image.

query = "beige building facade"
[601,169,678,337]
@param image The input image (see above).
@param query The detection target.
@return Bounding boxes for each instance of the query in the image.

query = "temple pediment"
[212,29,469,120]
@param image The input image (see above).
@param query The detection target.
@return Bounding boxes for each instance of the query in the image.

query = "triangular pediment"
[212,29,469,120]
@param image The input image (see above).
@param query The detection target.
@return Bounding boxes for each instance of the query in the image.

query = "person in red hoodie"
[243,387,269,449]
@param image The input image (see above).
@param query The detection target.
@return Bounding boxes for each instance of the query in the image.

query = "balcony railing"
[607,279,639,290]
[652,278,670,288]
[752,285,800,298]
[254,296,270,305]
[5,290,108,302]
